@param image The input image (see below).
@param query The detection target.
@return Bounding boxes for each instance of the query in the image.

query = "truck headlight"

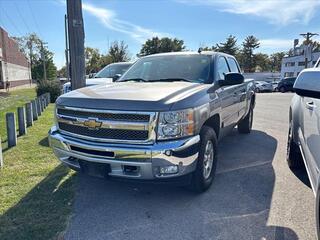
[157,109,194,140]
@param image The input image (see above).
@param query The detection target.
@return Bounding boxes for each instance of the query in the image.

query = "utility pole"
[67,0,85,90]
[64,14,70,82]
[300,32,319,68]
[40,41,47,81]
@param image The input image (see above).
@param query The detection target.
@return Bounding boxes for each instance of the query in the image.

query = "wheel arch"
[202,114,220,139]
[290,95,302,144]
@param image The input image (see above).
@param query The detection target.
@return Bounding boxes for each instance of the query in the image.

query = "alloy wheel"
[203,140,214,179]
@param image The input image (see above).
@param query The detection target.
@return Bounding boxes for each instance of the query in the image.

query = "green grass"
[0,88,37,148]
[0,104,76,240]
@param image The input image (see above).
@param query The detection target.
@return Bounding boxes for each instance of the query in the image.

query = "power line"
[26,0,43,39]
[15,1,32,34]
[1,3,24,36]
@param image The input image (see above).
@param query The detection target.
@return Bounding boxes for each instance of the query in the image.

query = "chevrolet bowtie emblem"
[83,118,102,130]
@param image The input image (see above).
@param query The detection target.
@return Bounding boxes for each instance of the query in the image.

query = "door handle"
[306,101,316,110]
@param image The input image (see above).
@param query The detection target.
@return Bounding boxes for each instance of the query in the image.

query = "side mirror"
[293,71,320,98]
[112,74,122,82]
[218,72,244,87]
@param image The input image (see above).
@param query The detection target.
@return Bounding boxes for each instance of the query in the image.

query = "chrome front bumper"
[48,126,200,180]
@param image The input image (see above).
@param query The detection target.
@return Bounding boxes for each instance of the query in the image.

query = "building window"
[298,61,305,66]
[285,62,295,67]
[284,72,294,77]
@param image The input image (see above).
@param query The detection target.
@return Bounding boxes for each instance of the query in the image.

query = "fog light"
[159,165,178,175]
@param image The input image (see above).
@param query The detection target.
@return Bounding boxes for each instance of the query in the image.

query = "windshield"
[94,63,131,78]
[120,54,211,83]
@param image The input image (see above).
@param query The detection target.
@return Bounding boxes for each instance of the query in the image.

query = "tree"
[97,54,113,69]
[239,35,260,72]
[200,46,215,51]
[31,47,57,81]
[302,39,320,52]
[269,52,286,72]
[57,66,67,78]
[254,53,271,72]
[139,37,185,56]
[85,47,102,74]
[13,33,57,81]
[215,35,238,55]
[108,41,130,62]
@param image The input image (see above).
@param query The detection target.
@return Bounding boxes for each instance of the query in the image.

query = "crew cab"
[62,62,132,93]
[49,51,255,192]
[287,67,320,237]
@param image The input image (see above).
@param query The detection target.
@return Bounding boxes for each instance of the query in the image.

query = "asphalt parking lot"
[65,93,316,240]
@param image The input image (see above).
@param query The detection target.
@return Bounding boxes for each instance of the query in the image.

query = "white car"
[62,62,132,94]
[287,67,320,238]
[254,81,273,93]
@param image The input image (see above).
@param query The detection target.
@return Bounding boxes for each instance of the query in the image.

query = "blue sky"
[1,0,320,69]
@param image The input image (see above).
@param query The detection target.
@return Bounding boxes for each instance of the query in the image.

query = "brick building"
[0,27,31,89]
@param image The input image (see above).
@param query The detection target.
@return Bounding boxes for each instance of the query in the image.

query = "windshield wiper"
[150,78,194,82]
[118,78,148,82]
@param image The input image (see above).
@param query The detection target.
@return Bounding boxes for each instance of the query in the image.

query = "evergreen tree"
[240,36,260,72]
[215,35,238,55]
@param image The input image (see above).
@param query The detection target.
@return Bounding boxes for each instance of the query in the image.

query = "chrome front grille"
[58,123,149,140]
[56,107,157,144]
[57,109,150,122]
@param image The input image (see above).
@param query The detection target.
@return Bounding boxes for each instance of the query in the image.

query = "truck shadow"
[65,129,298,240]
[0,165,76,240]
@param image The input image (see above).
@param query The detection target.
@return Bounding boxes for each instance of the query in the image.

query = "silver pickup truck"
[49,51,255,192]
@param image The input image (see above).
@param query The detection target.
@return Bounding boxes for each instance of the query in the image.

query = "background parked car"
[254,81,273,93]
[62,62,132,94]
[287,68,320,239]
[278,77,296,93]
[272,81,280,92]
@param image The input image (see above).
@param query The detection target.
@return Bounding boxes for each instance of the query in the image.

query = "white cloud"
[178,0,320,26]
[260,39,293,50]
[82,3,169,43]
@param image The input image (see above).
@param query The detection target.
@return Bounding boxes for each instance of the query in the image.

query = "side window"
[217,56,230,80]
[227,58,240,73]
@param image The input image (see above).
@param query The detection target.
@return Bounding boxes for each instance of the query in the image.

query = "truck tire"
[238,107,253,134]
[190,126,218,193]
[287,120,303,169]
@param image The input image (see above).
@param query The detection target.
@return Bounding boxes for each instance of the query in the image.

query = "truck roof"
[142,51,235,59]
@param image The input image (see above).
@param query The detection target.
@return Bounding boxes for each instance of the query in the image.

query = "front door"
[302,97,320,189]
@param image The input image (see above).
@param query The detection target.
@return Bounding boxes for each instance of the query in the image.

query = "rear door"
[215,56,239,127]
[227,57,247,120]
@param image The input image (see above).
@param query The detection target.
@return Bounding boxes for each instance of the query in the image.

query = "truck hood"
[57,82,209,111]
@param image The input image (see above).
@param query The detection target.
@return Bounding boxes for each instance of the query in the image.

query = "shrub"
[36,80,61,103]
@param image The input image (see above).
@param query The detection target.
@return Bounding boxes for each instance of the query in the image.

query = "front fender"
[291,94,302,144]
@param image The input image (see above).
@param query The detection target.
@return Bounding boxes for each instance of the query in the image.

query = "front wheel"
[280,86,286,93]
[287,120,303,169]
[190,126,218,193]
